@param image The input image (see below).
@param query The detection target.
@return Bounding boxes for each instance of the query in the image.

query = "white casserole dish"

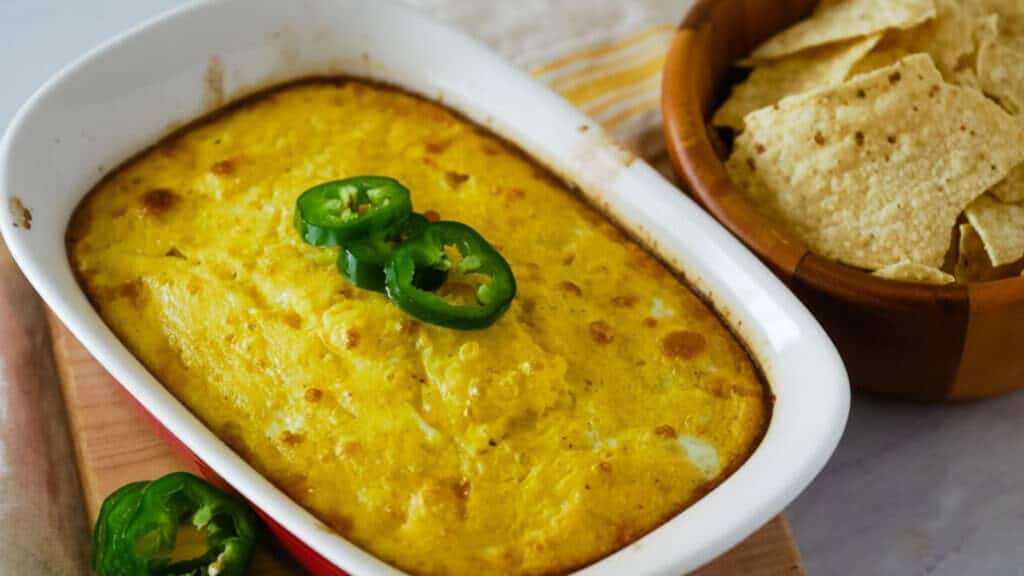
[0,0,849,574]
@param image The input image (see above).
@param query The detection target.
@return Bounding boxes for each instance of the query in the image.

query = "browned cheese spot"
[157,137,185,158]
[344,328,360,350]
[589,320,614,344]
[280,430,305,446]
[445,171,469,187]
[654,424,677,438]
[324,513,354,537]
[210,159,236,176]
[340,441,362,457]
[120,279,145,304]
[425,140,451,154]
[661,330,707,360]
[283,311,302,329]
[559,281,583,296]
[398,318,421,335]
[611,295,636,308]
[141,188,180,216]
[504,187,526,201]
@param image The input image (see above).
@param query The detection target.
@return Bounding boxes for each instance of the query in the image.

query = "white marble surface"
[3,1,1023,575]
[789,392,1024,576]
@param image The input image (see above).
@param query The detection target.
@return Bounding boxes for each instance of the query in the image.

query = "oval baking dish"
[662,0,1024,402]
[1,0,848,574]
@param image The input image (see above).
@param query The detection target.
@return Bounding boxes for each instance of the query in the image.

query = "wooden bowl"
[661,0,1024,401]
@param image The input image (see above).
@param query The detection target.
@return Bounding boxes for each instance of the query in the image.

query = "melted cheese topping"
[69,80,769,576]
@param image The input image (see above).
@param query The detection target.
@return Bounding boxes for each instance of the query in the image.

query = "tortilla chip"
[992,163,1024,203]
[713,35,882,131]
[725,54,1024,270]
[874,262,955,284]
[951,68,982,90]
[964,194,1024,266]
[975,11,1004,45]
[851,6,996,83]
[750,0,936,61]
[954,222,1024,282]
[891,0,979,76]
[849,44,913,78]
[978,0,1024,37]
[955,223,985,282]
[978,34,1024,114]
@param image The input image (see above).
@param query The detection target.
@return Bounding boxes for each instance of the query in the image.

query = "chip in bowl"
[715,0,1024,284]
[725,54,1023,270]
[965,194,1024,266]
[978,31,1024,114]
[992,164,1024,203]
[713,34,881,131]
[749,0,936,61]
[873,262,954,284]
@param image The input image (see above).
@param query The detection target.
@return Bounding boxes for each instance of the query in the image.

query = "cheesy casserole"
[69,80,769,576]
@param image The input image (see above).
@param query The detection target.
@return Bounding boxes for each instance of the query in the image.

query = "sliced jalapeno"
[93,472,258,576]
[384,221,516,330]
[93,482,148,575]
[295,176,412,246]
[338,213,447,293]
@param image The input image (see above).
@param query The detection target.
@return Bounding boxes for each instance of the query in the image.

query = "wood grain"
[46,313,305,576]
[661,0,1024,401]
[46,312,803,575]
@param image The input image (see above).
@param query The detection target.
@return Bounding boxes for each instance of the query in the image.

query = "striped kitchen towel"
[400,0,691,166]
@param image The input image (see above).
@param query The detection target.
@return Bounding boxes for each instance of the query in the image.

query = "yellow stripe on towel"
[530,24,674,77]
[583,73,660,117]
[602,95,661,128]
[555,52,663,109]
[532,25,672,131]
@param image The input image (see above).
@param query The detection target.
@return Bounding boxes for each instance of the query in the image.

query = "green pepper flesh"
[93,472,258,576]
[296,176,412,246]
[339,213,448,293]
[384,221,516,330]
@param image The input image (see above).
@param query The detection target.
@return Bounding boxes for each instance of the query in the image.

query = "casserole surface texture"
[68,80,768,576]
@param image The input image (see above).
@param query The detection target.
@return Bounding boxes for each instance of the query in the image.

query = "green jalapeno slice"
[295,176,412,246]
[338,213,446,293]
[384,221,516,330]
[93,472,258,576]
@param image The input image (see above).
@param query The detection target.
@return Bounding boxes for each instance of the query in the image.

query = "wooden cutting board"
[46,313,805,575]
